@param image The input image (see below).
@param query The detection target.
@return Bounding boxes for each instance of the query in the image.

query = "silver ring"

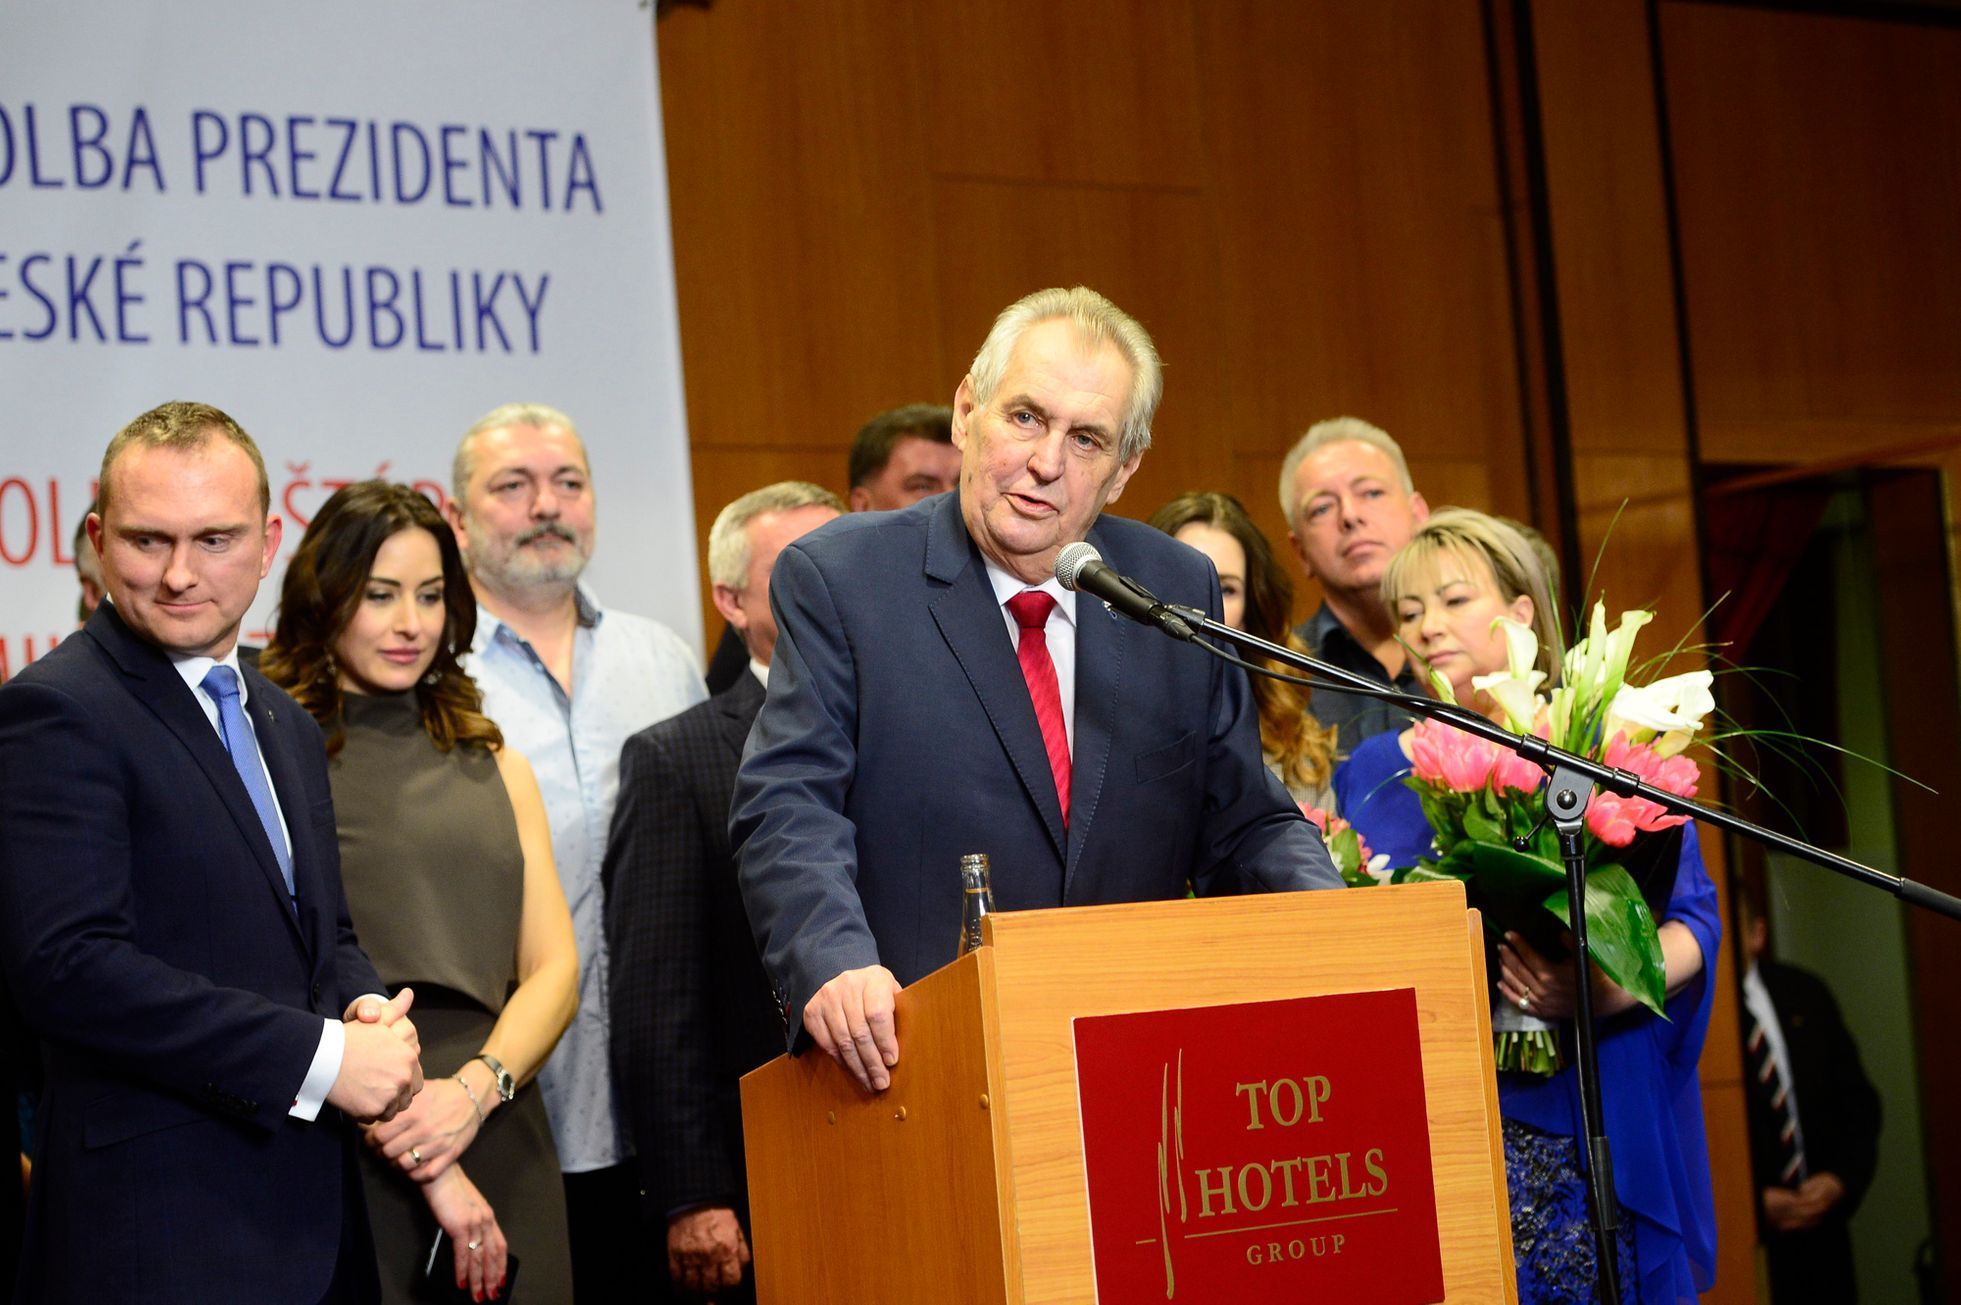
[468,1239,482,1251]
[409,1147,423,1166]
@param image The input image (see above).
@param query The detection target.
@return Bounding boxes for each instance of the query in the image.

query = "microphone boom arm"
[1163,603,1957,917]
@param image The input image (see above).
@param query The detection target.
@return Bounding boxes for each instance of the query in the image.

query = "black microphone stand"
[1118,592,1961,1305]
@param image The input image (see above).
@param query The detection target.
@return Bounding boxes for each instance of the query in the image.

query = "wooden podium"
[741,882,1516,1303]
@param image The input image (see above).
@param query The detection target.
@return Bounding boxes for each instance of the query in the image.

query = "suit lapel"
[715,672,766,760]
[924,496,1068,860]
[88,608,308,949]
[244,663,321,961]
[1063,518,1128,894]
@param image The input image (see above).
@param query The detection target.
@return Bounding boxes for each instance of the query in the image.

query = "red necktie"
[1006,590,1071,825]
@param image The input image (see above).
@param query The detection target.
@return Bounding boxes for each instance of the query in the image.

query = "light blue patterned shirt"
[465,587,705,1172]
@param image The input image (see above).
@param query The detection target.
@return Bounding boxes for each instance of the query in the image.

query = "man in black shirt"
[1279,417,1430,756]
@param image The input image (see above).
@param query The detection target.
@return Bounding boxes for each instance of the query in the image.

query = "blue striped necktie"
[200,665,296,904]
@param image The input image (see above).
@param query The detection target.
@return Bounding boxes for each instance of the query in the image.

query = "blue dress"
[1336,731,1720,1305]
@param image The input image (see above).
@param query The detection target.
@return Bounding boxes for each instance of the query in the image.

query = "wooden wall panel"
[1528,4,1755,1301]
[1193,2,1528,477]
[1659,5,1961,463]
[662,0,1535,639]
[922,0,1207,189]
[657,0,945,462]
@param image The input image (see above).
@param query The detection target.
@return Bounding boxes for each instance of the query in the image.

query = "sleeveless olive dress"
[330,690,573,1304]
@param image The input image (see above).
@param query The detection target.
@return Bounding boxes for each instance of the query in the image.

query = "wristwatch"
[475,1053,516,1104]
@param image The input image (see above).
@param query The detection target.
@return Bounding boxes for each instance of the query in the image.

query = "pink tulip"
[1409,720,1497,793]
[1604,732,1701,798]
[1586,791,1643,847]
[1585,733,1693,844]
[1492,728,1548,797]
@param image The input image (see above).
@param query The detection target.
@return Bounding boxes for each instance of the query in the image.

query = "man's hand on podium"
[803,965,901,1092]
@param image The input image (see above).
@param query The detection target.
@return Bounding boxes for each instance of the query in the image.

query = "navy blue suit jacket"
[732,492,1341,1042]
[0,602,385,1303]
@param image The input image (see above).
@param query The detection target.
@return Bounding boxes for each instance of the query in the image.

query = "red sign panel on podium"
[1073,989,1444,1303]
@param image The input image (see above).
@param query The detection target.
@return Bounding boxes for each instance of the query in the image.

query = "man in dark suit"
[0,402,422,1303]
[733,287,1344,1094]
[1740,895,1880,1302]
[607,481,842,1301]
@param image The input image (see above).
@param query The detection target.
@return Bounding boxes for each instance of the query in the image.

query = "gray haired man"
[447,401,706,1299]
[1278,416,1431,755]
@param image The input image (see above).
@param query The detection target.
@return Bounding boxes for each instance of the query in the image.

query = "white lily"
[1428,667,1459,705]
[1607,669,1715,742]
[1651,729,1695,759]
[1475,674,1547,735]
[1598,609,1655,700]
[1495,616,1540,679]
[1548,683,1577,747]
[1472,615,1548,733]
[1561,602,1613,705]
[1557,603,1656,749]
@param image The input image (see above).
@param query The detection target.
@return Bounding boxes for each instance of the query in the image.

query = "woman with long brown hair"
[263,481,577,1303]
[1147,491,1337,809]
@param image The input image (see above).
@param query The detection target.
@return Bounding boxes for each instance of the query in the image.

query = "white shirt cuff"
[290,1018,344,1121]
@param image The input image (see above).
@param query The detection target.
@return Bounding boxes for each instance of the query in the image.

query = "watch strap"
[475,1053,516,1102]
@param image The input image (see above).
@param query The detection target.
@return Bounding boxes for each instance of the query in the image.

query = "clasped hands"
[1495,930,1639,1020]
[367,1065,486,1182]
[1763,1173,1847,1233]
[328,987,423,1124]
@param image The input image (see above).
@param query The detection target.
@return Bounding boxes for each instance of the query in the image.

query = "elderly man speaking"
[733,286,1342,1094]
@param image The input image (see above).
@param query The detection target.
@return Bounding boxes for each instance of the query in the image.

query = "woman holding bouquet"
[262,482,579,1303]
[1147,491,1337,808]
[1334,508,1719,1305]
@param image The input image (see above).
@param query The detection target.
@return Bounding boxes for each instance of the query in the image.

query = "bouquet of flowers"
[1303,806,1392,888]
[1388,602,1714,1073]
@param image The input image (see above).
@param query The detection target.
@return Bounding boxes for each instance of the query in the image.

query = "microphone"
[1054,542,1198,641]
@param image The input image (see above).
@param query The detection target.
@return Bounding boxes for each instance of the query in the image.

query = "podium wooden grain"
[741,882,1517,1303]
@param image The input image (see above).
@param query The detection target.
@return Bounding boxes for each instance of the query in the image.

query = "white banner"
[0,0,699,679]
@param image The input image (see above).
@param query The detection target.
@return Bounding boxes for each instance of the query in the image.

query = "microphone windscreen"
[1054,540,1101,590]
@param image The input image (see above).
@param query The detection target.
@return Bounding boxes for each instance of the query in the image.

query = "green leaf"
[1542,863,1667,1016]
[1401,863,1460,887]
[1330,826,1361,872]
[1458,839,1567,898]
[1462,799,1505,846]
[1416,792,1464,854]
